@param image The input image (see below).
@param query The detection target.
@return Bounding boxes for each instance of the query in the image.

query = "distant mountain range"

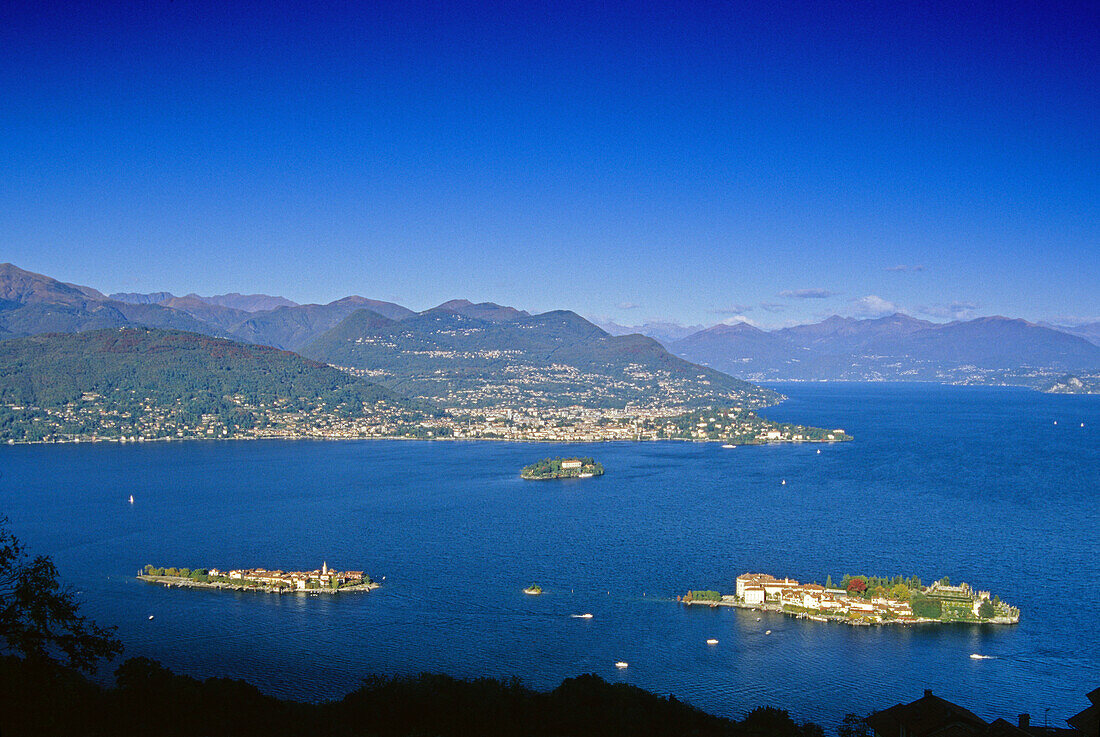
[594,319,705,345]
[0,264,774,410]
[667,313,1100,384]
[110,291,299,313]
[5,262,1098,395]
[1040,320,1100,347]
[0,263,224,339]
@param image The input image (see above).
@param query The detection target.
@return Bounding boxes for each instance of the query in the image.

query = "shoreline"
[137,574,380,595]
[4,434,853,447]
[682,598,1019,626]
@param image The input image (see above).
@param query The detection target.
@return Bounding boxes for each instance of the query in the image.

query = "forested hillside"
[0,328,422,441]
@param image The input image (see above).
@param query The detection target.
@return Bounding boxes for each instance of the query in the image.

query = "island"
[137,561,377,595]
[680,572,1019,626]
[1042,374,1100,394]
[520,457,605,480]
[661,408,853,445]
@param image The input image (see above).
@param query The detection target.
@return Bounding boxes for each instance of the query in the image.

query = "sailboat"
[128,495,134,504]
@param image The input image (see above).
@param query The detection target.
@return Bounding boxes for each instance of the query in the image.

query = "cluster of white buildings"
[735,573,915,619]
[214,561,365,590]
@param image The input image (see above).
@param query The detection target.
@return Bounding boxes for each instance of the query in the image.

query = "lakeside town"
[682,572,1020,625]
[2,394,851,446]
[137,561,376,594]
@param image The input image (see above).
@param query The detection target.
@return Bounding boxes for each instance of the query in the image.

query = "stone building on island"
[226,561,365,590]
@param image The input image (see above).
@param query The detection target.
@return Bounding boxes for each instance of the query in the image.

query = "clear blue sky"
[2,1,1097,328]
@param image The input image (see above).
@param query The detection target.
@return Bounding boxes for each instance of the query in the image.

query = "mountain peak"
[433,299,530,322]
[193,293,299,312]
[704,321,767,337]
[0,263,101,306]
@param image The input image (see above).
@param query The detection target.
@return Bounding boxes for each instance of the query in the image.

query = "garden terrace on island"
[679,572,1019,625]
[520,457,605,480]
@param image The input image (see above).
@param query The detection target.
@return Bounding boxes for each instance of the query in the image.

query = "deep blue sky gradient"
[2,1,1096,327]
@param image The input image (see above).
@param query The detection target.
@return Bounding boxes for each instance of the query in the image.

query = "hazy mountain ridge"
[109,291,299,312]
[7,262,1098,392]
[1,265,416,349]
[1041,321,1100,347]
[593,319,705,345]
[108,291,177,305]
[0,264,228,339]
[671,313,1100,383]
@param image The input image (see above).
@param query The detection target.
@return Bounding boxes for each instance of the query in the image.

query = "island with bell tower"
[137,560,378,594]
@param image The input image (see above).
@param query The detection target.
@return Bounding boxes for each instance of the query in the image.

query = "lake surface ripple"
[2,383,1097,725]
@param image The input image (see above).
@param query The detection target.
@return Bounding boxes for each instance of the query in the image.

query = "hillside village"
[3,390,850,446]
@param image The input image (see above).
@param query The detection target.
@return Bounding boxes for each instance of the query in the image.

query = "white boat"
[570,613,594,619]
[615,661,629,669]
[722,444,735,449]
[578,473,593,478]
[706,638,719,645]
[781,479,786,486]
[765,630,771,635]
[969,653,993,660]
[816,449,821,454]
[148,615,154,620]
[129,494,134,504]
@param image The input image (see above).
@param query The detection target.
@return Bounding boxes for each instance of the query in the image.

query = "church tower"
[322,561,328,575]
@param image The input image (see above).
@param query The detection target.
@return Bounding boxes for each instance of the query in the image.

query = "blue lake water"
[1,383,1097,725]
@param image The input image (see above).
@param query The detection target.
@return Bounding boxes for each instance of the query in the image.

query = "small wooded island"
[681,572,1020,626]
[137,561,377,594]
[520,457,604,480]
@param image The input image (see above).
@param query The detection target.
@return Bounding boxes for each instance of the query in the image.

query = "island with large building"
[520,457,605,480]
[138,561,376,594]
[681,572,1019,625]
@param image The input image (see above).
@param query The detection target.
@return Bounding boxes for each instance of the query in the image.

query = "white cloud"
[779,288,837,299]
[885,264,925,273]
[915,301,980,321]
[617,301,640,310]
[720,315,760,327]
[759,302,786,313]
[850,295,900,317]
[709,304,753,315]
